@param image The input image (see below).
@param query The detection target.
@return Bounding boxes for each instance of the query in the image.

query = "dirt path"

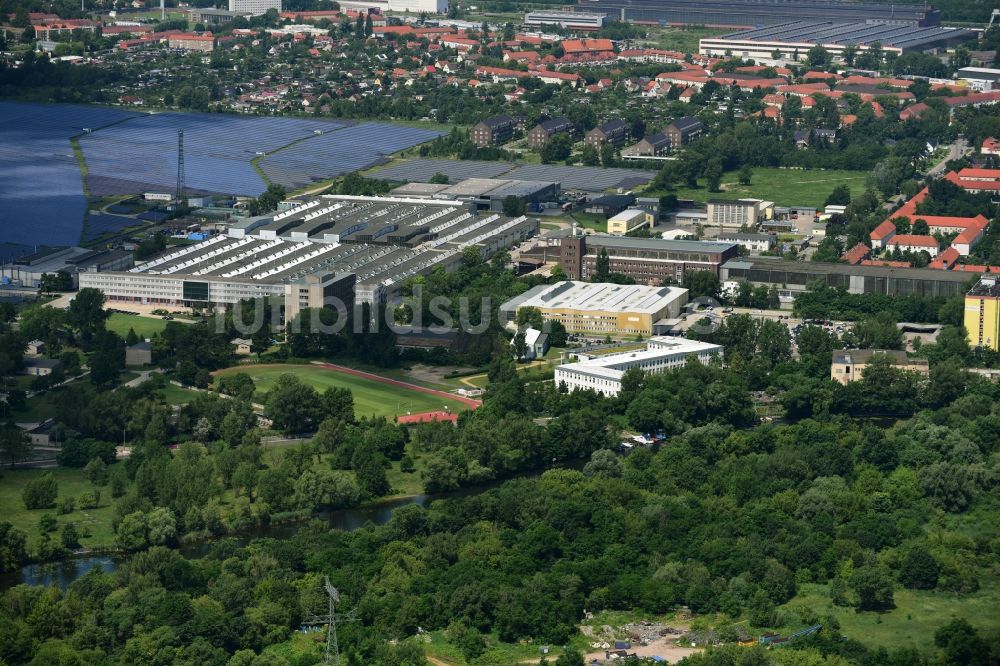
[425,656,455,666]
[312,362,482,408]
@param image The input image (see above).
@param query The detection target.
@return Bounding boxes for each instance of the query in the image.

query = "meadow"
[666,167,870,208]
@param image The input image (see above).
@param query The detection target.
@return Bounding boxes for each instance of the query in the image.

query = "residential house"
[622,132,671,157]
[511,327,549,360]
[584,119,628,149]
[831,349,929,385]
[233,338,253,355]
[20,358,62,377]
[470,114,518,147]
[664,116,703,147]
[886,234,939,257]
[25,340,45,356]
[527,117,575,149]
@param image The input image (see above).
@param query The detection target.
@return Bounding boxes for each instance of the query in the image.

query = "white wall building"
[554,337,723,395]
[229,0,280,15]
[338,0,448,13]
[956,67,1000,92]
[523,10,606,30]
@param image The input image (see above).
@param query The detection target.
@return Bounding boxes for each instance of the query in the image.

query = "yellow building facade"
[965,277,1000,351]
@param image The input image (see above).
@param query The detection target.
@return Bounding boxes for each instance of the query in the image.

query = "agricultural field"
[214,364,474,419]
[663,167,871,208]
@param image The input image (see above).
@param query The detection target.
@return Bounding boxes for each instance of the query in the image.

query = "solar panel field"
[0,102,142,246]
[0,102,445,248]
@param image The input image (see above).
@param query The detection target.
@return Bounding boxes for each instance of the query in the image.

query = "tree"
[146,507,177,546]
[511,332,528,361]
[84,457,108,486]
[264,374,322,434]
[705,160,723,193]
[825,184,852,207]
[681,270,720,299]
[23,472,58,509]
[125,327,139,346]
[0,425,32,468]
[68,288,107,343]
[60,522,80,549]
[555,650,585,666]
[934,619,987,666]
[539,133,572,163]
[354,445,390,497]
[899,546,940,590]
[806,45,830,67]
[429,172,449,184]
[594,248,611,282]
[115,511,147,551]
[738,165,753,186]
[581,143,599,166]
[502,195,526,217]
[850,563,895,610]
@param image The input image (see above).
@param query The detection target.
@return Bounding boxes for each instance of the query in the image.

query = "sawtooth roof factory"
[575,0,941,28]
[700,21,975,60]
[79,196,537,317]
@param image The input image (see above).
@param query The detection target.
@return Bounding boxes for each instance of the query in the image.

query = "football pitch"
[214,363,476,420]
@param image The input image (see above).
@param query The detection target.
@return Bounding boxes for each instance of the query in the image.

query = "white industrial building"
[228,0,280,16]
[79,195,536,319]
[338,0,448,13]
[554,337,723,395]
[499,281,689,336]
[523,10,607,30]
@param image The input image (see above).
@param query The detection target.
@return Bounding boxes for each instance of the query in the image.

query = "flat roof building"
[576,0,940,28]
[701,21,974,61]
[524,10,606,30]
[965,275,1000,351]
[500,280,689,336]
[720,257,974,298]
[561,234,739,285]
[607,208,654,236]
[555,336,722,396]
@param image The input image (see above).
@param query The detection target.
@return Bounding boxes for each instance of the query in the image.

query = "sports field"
[106,312,168,339]
[214,364,477,419]
[665,167,870,208]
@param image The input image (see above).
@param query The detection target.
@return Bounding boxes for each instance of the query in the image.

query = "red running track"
[312,362,482,409]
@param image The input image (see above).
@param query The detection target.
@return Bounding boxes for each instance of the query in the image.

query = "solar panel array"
[368,158,517,183]
[83,214,143,242]
[79,113,345,197]
[258,123,445,190]
[505,164,657,192]
[0,102,142,246]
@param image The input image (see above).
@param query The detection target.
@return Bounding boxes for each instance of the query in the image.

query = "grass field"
[106,313,168,339]
[0,466,118,549]
[781,580,1000,651]
[646,26,731,55]
[656,167,870,208]
[214,364,472,419]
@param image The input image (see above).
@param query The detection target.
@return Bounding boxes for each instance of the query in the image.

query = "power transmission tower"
[175,129,185,203]
[323,576,341,666]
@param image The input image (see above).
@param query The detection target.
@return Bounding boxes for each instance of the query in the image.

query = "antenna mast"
[323,576,340,666]
[175,129,185,203]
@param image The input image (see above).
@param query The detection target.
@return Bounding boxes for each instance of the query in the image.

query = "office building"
[714,232,777,253]
[965,275,1000,351]
[956,67,1000,92]
[555,337,722,395]
[831,349,929,384]
[560,234,739,285]
[707,199,770,229]
[500,280,689,336]
[0,246,133,290]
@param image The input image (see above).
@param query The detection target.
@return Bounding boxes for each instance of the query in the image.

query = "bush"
[38,513,57,533]
[22,473,58,509]
[57,497,75,515]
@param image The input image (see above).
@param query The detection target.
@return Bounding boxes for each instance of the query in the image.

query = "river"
[0,493,435,590]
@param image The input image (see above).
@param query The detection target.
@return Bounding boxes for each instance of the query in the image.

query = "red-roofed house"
[168,32,215,51]
[928,247,960,270]
[842,243,871,265]
[870,220,896,249]
[777,82,830,97]
[802,70,841,81]
[535,69,581,86]
[900,103,930,121]
[440,36,478,51]
[887,234,939,256]
[983,137,1000,156]
[956,167,1000,181]
[562,38,614,55]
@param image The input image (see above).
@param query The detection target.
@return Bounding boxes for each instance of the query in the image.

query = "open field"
[657,167,870,208]
[214,364,475,419]
[0,466,118,549]
[781,580,1000,651]
[646,26,732,55]
[106,312,168,339]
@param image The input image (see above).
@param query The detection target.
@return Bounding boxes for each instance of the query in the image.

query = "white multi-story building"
[523,10,606,30]
[554,337,722,395]
[229,0,281,16]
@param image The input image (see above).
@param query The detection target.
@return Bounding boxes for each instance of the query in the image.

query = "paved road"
[927,138,969,177]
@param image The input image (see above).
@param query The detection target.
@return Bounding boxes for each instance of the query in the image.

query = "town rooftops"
[593,119,627,134]
[968,275,1000,298]
[587,235,737,254]
[832,349,918,365]
[870,220,897,240]
[537,117,574,132]
[887,234,938,248]
[842,243,871,265]
[669,116,702,132]
[479,114,515,128]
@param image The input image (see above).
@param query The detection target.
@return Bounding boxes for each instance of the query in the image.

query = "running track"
[311,362,482,408]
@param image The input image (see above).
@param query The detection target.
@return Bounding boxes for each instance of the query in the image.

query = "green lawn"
[106,313,168,339]
[157,382,205,406]
[655,167,870,208]
[646,25,731,55]
[781,580,1000,652]
[0,466,117,549]
[214,364,471,419]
